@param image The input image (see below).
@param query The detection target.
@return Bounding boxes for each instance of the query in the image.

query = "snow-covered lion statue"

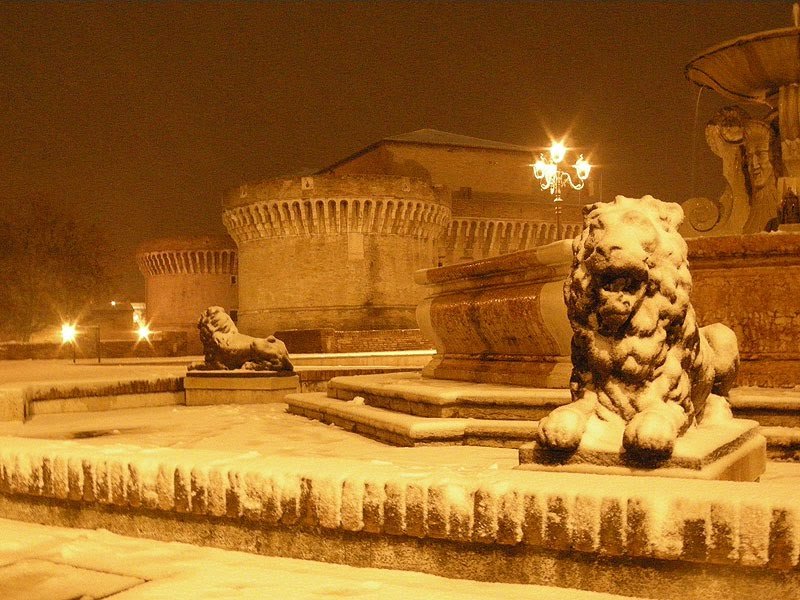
[536,195,739,456]
[189,306,294,372]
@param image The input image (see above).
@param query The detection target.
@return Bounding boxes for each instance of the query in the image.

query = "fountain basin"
[685,26,800,106]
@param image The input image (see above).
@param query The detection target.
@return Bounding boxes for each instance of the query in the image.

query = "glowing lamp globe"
[61,323,77,344]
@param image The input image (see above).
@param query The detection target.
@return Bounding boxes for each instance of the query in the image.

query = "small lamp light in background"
[61,323,77,344]
[136,323,151,342]
[61,323,77,364]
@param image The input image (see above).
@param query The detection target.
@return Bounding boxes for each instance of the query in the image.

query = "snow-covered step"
[286,392,538,448]
[325,372,569,420]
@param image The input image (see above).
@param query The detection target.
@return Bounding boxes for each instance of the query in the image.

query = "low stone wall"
[688,233,800,387]
[0,378,186,421]
[0,437,798,599]
[415,240,573,387]
[275,328,432,355]
[0,332,189,361]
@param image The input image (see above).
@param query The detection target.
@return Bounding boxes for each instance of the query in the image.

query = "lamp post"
[532,141,591,239]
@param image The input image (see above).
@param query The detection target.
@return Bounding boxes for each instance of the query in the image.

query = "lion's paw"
[535,406,588,451]
[622,411,677,455]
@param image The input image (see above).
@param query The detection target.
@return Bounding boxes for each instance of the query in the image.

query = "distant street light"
[136,323,151,342]
[532,140,592,239]
[61,323,77,363]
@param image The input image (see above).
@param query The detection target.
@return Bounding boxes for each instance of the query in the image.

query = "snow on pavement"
[0,518,640,600]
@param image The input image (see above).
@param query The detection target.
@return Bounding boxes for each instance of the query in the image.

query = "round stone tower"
[222,175,451,336]
[136,235,238,333]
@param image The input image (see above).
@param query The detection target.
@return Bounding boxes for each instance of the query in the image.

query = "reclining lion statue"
[536,195,739,456]
[189,306,294,372]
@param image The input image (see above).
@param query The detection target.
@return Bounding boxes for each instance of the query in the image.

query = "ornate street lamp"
[532,141,591,239]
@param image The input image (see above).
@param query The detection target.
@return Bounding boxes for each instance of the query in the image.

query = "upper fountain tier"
[685,26,800,107]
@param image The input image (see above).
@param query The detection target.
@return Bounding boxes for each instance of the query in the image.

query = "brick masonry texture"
[223,176,450,335]
[136,236,238,332]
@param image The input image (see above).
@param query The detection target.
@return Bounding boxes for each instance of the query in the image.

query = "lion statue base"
[188,306,293,372]
[535,195,739,458]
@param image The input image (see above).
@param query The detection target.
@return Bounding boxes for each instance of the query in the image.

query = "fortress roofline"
[315,129,534,174]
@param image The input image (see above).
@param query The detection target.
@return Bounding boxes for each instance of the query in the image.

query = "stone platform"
[519,417,766,482]
[184,371,300,406]
[285,372,570,447]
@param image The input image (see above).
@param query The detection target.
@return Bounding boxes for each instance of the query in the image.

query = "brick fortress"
[140,130,589,352]
[136,235,238,353]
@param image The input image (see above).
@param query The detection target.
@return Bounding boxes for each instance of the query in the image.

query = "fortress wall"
[136,238,238,331]
[224,176,450,335]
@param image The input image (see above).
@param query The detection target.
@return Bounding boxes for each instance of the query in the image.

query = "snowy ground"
[0,358,191,388]
[0,518,639,600]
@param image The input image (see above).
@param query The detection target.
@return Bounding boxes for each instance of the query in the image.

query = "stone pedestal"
[184,371,299,406]
[518,417,766,482]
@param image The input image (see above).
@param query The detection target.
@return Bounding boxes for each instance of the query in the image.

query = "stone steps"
[326,372,569,420]
[288,374,800,457]
[286,393,538,447]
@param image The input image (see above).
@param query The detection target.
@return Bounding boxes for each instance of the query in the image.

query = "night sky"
[1,1,792,299]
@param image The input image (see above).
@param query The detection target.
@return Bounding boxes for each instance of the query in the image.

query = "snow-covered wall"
[0,436,798,598]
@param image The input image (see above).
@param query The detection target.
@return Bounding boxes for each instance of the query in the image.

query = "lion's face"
[568,195,690,342]
[592,264,649,335]
[202,306,238,335]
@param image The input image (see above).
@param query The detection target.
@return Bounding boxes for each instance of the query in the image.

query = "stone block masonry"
[136,235,239,354]
[223,175,451,336]
[0,436,798,599]
[688,233,800,387]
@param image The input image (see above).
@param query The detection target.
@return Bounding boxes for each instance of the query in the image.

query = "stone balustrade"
[441,217,582,263]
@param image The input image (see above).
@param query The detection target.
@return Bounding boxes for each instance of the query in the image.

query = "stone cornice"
[223,194,451,244]
[136,248,238,276]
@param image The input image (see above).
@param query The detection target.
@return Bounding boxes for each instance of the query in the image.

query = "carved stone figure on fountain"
[682,106,750,235]
[779,187,800,226]
[682,108,783,236]
[189,306,294,372]
[535,195,740,458]
[742,118,782,233]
